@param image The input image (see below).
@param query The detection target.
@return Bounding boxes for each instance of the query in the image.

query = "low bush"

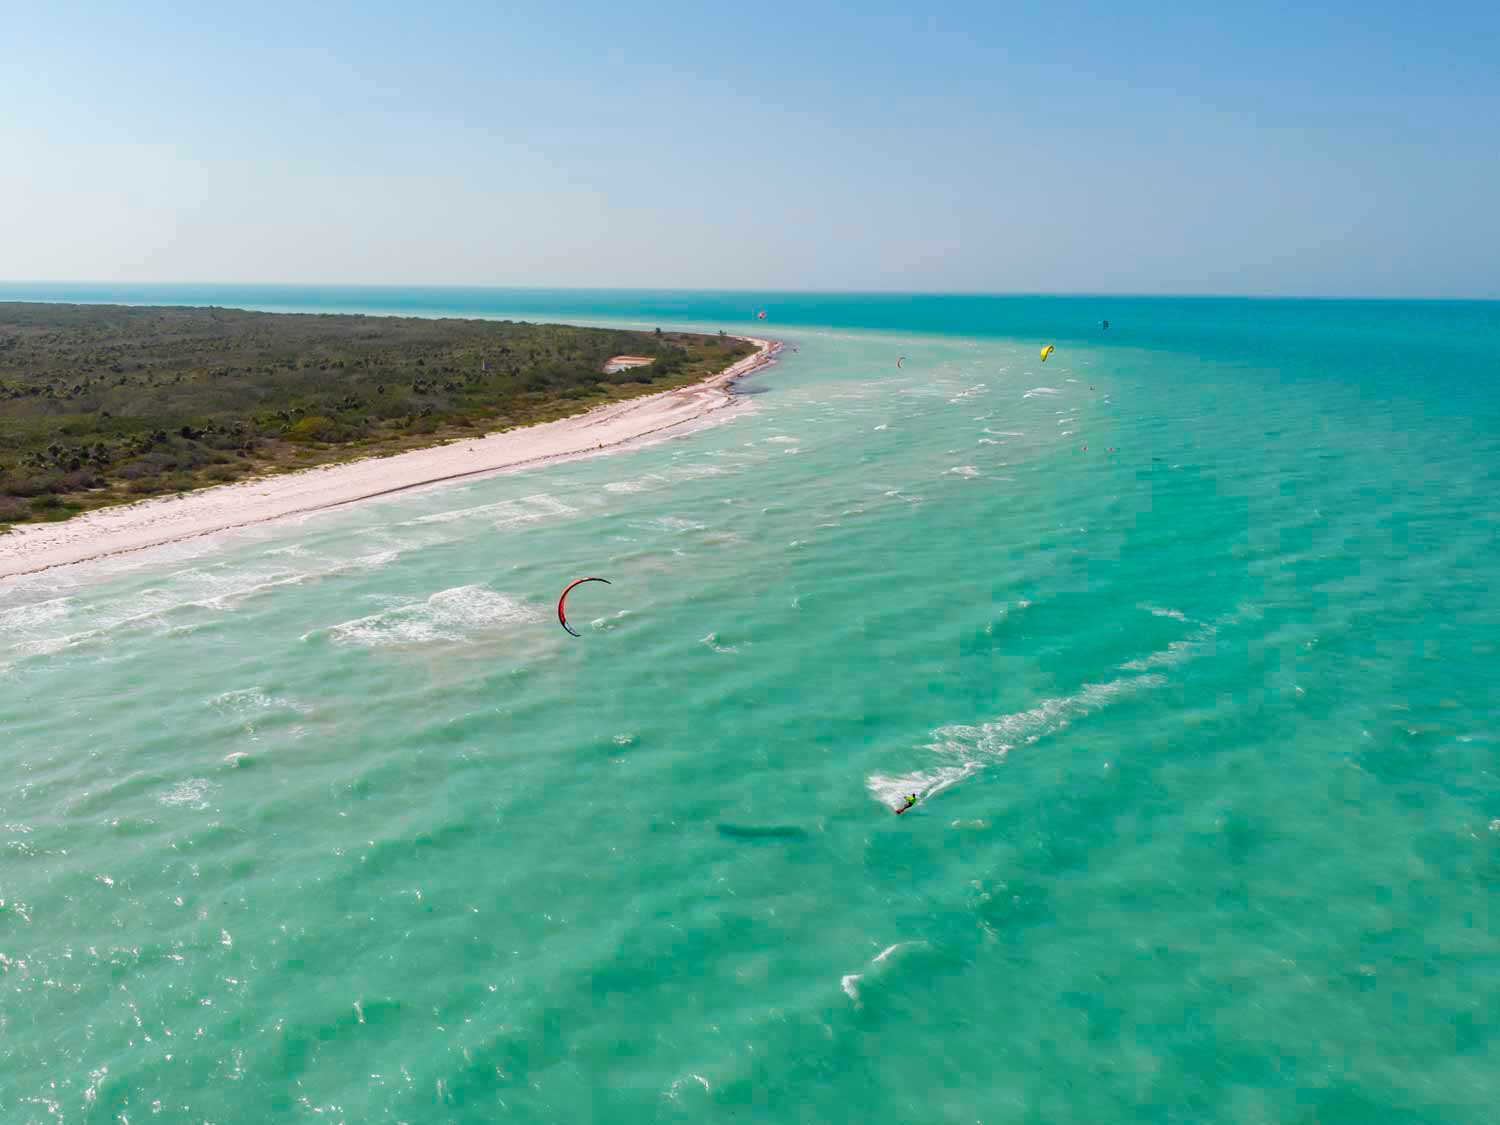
[58,469,98,491]
[285,415,340,442]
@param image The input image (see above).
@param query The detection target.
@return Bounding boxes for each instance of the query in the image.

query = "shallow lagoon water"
[2,289,1498,1121]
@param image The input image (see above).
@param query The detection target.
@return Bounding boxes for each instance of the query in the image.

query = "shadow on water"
[717,823,809,842]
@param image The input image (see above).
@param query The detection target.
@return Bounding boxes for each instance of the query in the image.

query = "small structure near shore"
[604,355,655,375]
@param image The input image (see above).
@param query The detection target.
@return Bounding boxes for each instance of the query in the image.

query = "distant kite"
[757,310,767,320]
[896,356,906,369]
[1040,345,1055,362]
[1101,320,1110,330]
[558,577,611,637]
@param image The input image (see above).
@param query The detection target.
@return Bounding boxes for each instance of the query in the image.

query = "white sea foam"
[840,940,927,1005]
[1140,604,1189,622]
[925,677,1160,760]
[186,549,400,610]
[700,632,739,654]
[210,687,310,717]
[604,474,668,493]
[668,464,727,481]
[407,494,576,528]
[866,611,1246,805]
[665,1074,713,1102]
[764,435,798,444]
[873,941,923,965]
[1119,638,1204,671]
[0,597,73,632]
[868,762,982,809]
[635,516,707,534]
[947,466,980,478]
[1023,387,1061,399]
[2,545,413,664]
[876,609,1260,804]
[2,588,185,660]
[318,586,537,647]
[160,779,217,809]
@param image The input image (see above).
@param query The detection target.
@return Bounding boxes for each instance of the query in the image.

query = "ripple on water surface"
[4,298,1500,1122]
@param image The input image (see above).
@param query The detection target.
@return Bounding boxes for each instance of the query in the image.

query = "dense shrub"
[1,473,51,498]
[58,469,98,491]
[119,450,181,477]
[285,415,340,442]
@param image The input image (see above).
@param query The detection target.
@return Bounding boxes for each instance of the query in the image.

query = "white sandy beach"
[0,336,780,581]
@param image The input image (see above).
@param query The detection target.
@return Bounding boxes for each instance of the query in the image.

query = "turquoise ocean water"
[2,285,1499,1122]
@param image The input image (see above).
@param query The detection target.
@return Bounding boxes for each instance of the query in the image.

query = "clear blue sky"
[7,0,1498,297]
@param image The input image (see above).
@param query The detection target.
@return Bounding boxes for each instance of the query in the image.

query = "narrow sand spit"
[0,337,781,580]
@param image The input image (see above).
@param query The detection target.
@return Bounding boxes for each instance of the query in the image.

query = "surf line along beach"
[0,335,781,581]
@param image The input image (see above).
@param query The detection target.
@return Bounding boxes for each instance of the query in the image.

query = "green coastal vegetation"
[0,303,752,529]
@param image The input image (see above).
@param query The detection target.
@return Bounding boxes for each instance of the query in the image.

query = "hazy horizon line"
[1,280,1495,304]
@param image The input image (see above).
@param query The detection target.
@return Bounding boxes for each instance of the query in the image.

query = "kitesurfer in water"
[897,793,918,814]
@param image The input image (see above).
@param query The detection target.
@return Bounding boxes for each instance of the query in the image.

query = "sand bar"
[0,336,780,581]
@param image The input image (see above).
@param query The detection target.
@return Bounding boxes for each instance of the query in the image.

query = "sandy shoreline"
[0,336,781,581]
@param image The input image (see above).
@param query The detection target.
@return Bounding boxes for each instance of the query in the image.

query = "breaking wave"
[313,585,538,647]
[405,493,576,527]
